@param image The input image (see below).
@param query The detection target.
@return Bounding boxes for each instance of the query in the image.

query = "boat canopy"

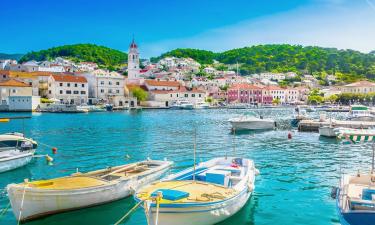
[335,128,375,143]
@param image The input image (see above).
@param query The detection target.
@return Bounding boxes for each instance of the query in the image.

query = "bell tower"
[127,38,140,80]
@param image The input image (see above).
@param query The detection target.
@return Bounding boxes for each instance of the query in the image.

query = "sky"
[1,0,375,57]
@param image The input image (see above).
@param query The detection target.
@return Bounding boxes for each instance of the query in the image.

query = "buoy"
[52,147,57,154]
[125,154,131,159]
[288,132,292,139]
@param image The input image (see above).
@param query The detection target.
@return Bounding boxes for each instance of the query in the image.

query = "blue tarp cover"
[151,189,190,201]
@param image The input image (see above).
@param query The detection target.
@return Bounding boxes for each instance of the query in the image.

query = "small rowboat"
[7,159,173,222]
[135,157,258,225]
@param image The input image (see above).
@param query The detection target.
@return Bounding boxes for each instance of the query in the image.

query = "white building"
[259,72,286,81]
[203,67,216,74]
[47,74,88,105]
[81,69,126,106]
[0,79,40,111]
[149,86,207,107]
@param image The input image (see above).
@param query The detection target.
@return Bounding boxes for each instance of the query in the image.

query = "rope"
[155,194,161,225]
[114,200,144,225]
[0,203,10,219]
[17,184,27,225]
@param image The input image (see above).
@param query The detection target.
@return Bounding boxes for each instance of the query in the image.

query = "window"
[59,90,63,94]
[170,94,172,97]
[199,94,201,97]
[192,94,195,97]
[2,75,5,78]
[82,84,85,87]
[109,89,112,93]
[101,89,104,93]
[116,82,120,85]
[59,83,63,86]
[74,83,78,87]
[66,90,72,94]
[109,81,112,85]
[67,83,70,87]
[100,81,104,85]
[12,89,16,93]
[81,91,86,94]
[116,90,120,94]
[73,91,79,94]
[184,94,188,97]
[49,90,51,94]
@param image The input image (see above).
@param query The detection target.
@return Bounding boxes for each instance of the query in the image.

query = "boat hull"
[0,151,34,173]
[146,187,252,225]
[229,121,275,130]
[319,127,336,137]
[7,162,171,222]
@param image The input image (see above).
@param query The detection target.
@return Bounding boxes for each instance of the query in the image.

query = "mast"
[372,142,375,175]
[193,127,197,182]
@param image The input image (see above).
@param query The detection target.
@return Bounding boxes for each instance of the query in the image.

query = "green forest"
[152,45,375,82]
[20,44,127,69]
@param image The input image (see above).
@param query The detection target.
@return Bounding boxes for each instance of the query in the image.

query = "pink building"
[227,83,272,104]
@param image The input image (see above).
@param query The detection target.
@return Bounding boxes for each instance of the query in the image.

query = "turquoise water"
[0,109,373,225]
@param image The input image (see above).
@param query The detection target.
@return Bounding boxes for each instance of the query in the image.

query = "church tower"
[127,38,140,80]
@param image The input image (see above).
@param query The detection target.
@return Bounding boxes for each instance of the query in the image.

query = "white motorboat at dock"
[228,115,276,131]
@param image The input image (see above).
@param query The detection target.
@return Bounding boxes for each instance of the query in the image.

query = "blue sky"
[1,0,375,57]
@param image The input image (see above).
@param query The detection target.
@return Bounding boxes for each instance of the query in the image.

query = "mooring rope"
[114,200,144,225]
[0,203,10,219]
[17,184,27,225]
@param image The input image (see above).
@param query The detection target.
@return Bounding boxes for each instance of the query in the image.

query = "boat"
[228,115,276,131]
[194,102,210,109]
[105,104,113,111]
[77,105,106,112]
[134,157,258,225]
[0,132,38,173]
[171,100,194,110]
[319,126,337,137]
[347,105,375,122]
[334,128,375,143]
[333,130,375,225]
[7,159,173,222]
[37,103,88,113]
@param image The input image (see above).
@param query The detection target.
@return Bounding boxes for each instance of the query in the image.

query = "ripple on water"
[0,109,358,225]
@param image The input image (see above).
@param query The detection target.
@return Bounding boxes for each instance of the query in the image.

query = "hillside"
[152,45,375,82]
[20,44,127,68]
[151,49,216,65]
[0,53,24,60]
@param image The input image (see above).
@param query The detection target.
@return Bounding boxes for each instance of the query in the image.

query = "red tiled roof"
[265,86,285,90]
[52,74,87,83]
[145,79,180,87]
[0,79,31,87]
[229,83,262,90]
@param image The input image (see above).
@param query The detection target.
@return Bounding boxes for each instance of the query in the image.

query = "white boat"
[77,105,105,112]
[171,100,194,110]
[228,116,276,130]
[319,126,337,137]
[37,103,88,113]
[135,157,258,225]
[334,128,375,143]
[7,159,173,222]
[347,105,375,121]
[0,133,37,173]
[194,102,210,109]
[333,132,375,225]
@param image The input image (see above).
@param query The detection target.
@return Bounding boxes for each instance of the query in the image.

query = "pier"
[298,120,375,132]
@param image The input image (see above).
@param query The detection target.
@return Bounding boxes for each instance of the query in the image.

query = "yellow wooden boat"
[7,159,173,222]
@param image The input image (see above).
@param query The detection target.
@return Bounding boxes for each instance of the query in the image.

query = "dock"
[298,120,375,132]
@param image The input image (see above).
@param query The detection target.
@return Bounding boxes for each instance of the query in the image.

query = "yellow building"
[340,81,375,94]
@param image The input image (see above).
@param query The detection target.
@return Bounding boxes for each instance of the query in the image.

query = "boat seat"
[152,189,190,201]
[362,189,375,200]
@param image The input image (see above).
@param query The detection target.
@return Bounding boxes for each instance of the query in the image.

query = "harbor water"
[0,108,373,225]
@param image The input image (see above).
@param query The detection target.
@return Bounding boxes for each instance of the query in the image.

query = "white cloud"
[141,1,375,57]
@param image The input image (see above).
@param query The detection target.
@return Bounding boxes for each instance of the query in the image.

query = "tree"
[131,87,148,103]
[308,95,324,105]
[272,98,281,105]
[325,94,338,103]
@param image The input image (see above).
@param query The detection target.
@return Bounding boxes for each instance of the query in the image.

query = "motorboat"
[77,105,105,112]
[37,103,88,113]
[7,159,173,222]
[347,105,375,122]
[194,102,210,109]
[228,115,276,131]
[333,130,375,225]
[134,157,258,225]
[319,126,337,137]
[171,100,194,110]
[0,133,38,173]
[334,128,375,143]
